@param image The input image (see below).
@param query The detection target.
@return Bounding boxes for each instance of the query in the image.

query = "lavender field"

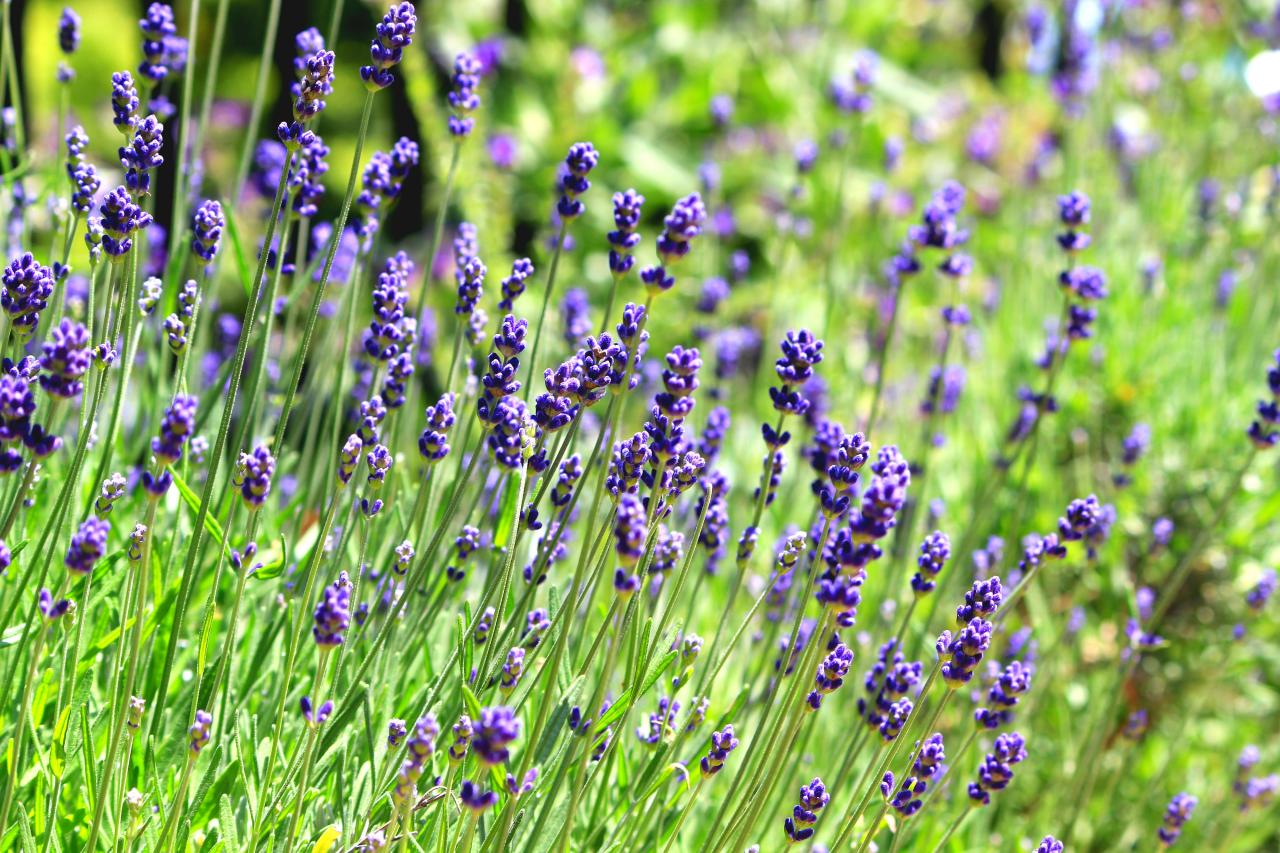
[0,0,1276,851]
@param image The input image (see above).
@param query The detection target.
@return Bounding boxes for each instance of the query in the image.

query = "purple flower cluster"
[890,733,946,817]
[974,659,1033,729]
[967,731,1027,806]
[472,706,519,766]
[783,777,829,843]
[1248,349,1280,449]
[608,189,644,275]
[392,713,439,805]
[2,254,55,341]
[937,617,993,688]
[699,724,738,778]
[39,319,91,399]
[361,2,417,91]
[448,52,482,137]
[556,142,599,221]
[313,572,352,647]
[418,393,456,463]
[191,199,224,263]
[119,114,164,196]
[234,445,276,510]
[1157,792,1196,846]
[911,531,951,597]
[858,640,923,734]
[188,709,212,754]
[805,642,853,711]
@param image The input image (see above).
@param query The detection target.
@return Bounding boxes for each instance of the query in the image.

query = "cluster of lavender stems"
[0,4,1273,853]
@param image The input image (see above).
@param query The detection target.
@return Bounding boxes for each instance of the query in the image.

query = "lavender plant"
[0,2,1274,852]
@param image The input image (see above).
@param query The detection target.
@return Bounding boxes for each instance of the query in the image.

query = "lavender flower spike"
[1157,792,1197,847]
[361,3,417,91]
[699,724,739,777]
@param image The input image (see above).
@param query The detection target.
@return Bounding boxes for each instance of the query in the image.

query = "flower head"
[313,573,352,647]
[361,2,417,91]
[188,709,212,754]
[66,516,110,574]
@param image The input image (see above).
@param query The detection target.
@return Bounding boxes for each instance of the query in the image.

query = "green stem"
[148,145,297,737]
[232,0,283,195]
[522,222,569,402]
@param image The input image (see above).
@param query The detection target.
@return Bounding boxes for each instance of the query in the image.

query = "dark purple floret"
[287,133,330,218]
[66,516,110,574]
[1058,495,1101,542]
[1036,836,1065,853]
[805,642,854,711]
[190,199,224,263]
[338,434,362,486]
[458,780,498,813]
[968,732,1027,806]
[110,71,140,133]
[455,256,485,316]
[879,698,913,741]
[138,4,177,83]
[495,258,535,312]
[418,393,456,463]
[313,572,352,647]
[38,318,91,399]
[1246,568,1277,611]
[1157,792,1197,846]
[300,696,334,727]
[69,162,100,217]
[858,640,922,732]
[830,51,876,113]
[613,491,647,580]
[38,587,73,622]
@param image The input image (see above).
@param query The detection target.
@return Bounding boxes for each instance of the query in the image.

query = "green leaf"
[461,682,483,720]
[593,689,631,734]
[250,534,289,581]
[639,650,678,698]
[221,205,255,299]
[493,470,522,548]
[170,468,226,548]
[219,793,239,852]
[0,622,26,647]
[534,674,584,768]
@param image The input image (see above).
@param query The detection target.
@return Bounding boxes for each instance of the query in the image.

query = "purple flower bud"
[188,709,212,754]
